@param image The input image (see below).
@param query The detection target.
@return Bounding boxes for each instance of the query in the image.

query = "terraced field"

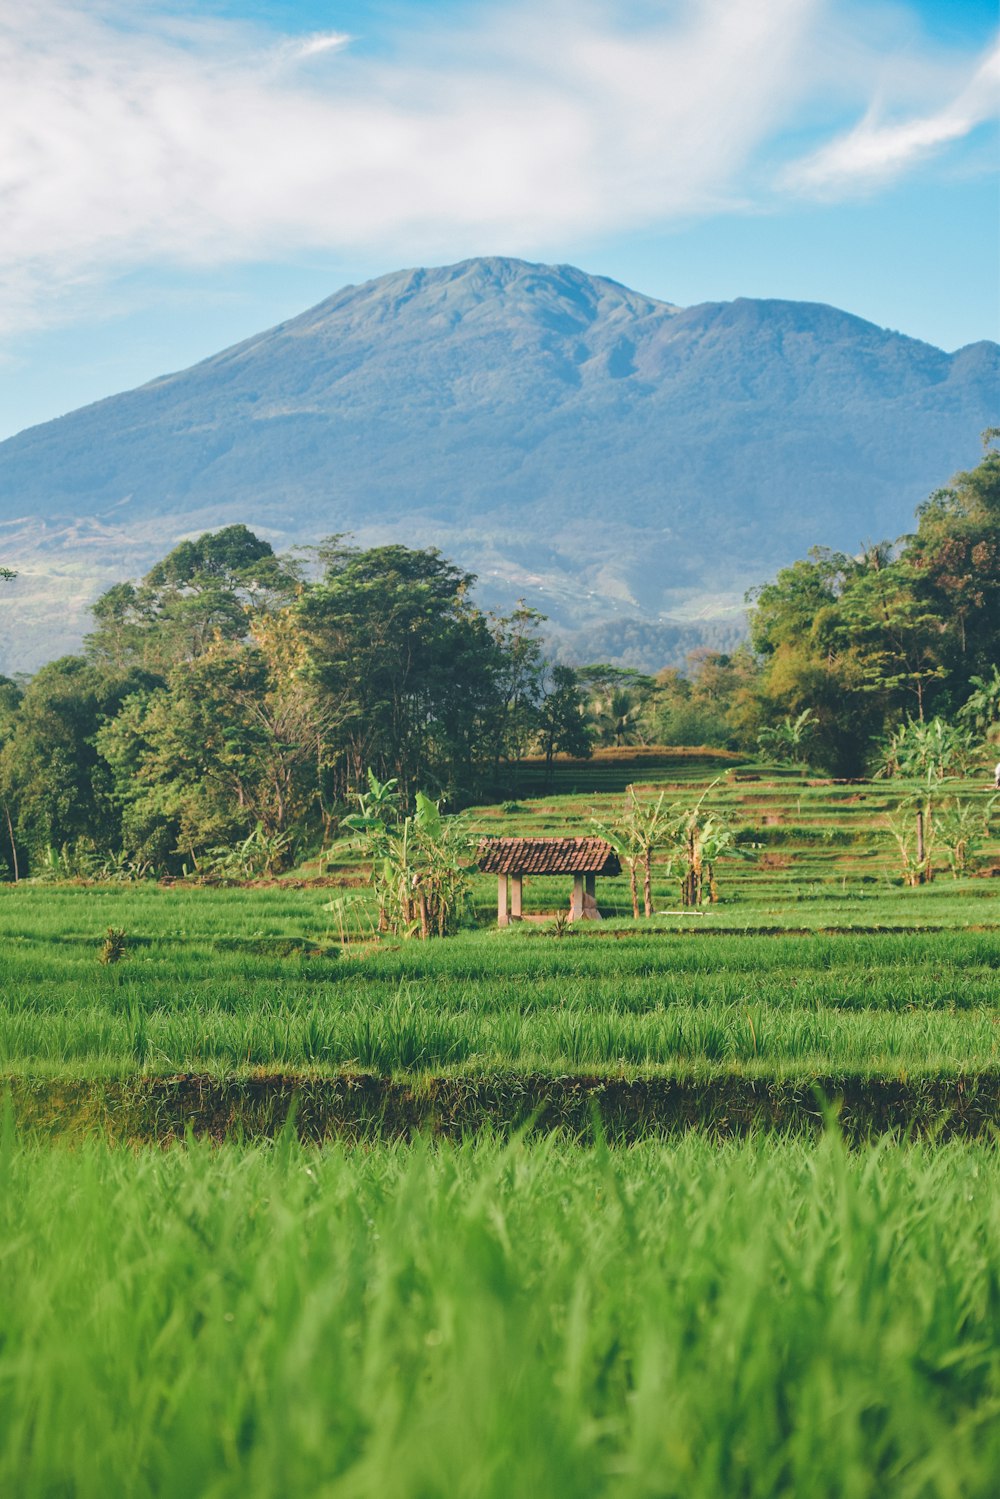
[2,755,998,1135]
[5,755,1000,1496]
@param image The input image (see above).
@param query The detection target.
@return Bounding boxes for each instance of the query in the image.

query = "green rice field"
[1,760,997,1093]
[4,1132,1000,1498]
[4,758,999,1494]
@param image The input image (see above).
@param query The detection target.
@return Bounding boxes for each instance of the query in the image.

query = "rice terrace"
[3,743,1000,1495]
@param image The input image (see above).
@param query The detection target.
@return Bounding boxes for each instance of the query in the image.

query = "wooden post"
[570,873,584,921]
[916,808,925,885]
[511,874,523,921]
[498,874,509,927]
[585,873,596,900]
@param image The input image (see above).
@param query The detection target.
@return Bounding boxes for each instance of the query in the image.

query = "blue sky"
[0,0,996,439]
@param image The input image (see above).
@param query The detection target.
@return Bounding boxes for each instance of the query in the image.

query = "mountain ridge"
[0,257,996,672]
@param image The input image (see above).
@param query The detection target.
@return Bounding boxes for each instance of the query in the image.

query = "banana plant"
[931,795,997,879]
[756,709,818,764]
[592,786,671,918]
[341,776,474,939]
[876,716,975,781]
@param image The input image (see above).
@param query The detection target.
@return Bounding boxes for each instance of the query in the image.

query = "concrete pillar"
[498,874,509,928]
[585,873,596,899]
[570,873,584,921]
[511,874,523,921]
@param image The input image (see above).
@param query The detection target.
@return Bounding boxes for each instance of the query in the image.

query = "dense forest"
[0,437,996,878]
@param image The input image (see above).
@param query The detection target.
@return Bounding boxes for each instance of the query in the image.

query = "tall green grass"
[1,889,998,1075]
[1,1131,998,1498]
[1,760,997,1079]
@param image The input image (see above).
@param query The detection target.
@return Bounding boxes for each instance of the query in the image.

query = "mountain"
[0,257,996,672]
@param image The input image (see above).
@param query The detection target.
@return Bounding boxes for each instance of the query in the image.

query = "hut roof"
[477,836,621,877]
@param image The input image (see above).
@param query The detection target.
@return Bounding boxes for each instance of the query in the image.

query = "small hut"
[477,837,621,926]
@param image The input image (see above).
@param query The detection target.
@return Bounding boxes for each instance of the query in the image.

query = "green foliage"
[203,823,294,881]
[883,798,934,888]
[340,772,475,939]
[749,440,1000,773]
[592,786,672,917]
[756,709,818,763]
[577,665,655,747]
[958,665,1000,737]
[86,524,297,674]
[0,657,147,874]
[534,664,592,775]
[297,544,510,804]
[931,796,997,879]
[650,649,761,750]
[876,716,976,780]
[0,531,587,881]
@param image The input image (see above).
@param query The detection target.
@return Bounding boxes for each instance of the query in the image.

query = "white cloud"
[287,33,351,63]
[784,35,1000,193]
[0,1,994,334]
[0,0,819,331]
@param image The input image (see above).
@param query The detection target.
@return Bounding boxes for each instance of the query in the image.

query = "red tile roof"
[477,836,621,876]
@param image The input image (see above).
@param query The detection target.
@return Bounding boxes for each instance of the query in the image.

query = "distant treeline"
[0,437,997,878]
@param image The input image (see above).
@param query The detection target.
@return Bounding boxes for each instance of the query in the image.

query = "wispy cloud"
[784,36,1000,193]
[279,31,351,65]
[0,1,994,334]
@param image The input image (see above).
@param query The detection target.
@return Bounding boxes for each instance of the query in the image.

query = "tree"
[576,666,655,747]
[836,561,946,722]
[906,430,1000,672]
[884,790,935,887]
[86,525,296,674]
[340,774,475,939]
[650,651,760,750]
[747,443,1000,772]
[98,628,330,873]
[932,796,996,879]
[535,666,591,784]
[748,549,881,775]
[483,605,547,782]
[876,717,975,782]
[957,667,1000,739]
[661,784,747,907]
[0,658,148,872]
[756,709,818,764]
[296,544,507,803]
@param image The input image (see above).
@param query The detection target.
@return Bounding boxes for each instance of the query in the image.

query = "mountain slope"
[0,257,996,671]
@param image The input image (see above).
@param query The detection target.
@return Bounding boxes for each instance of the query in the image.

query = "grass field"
[4,756,999,1493]
[3,1131,999,1498]
[1,760,997,1093]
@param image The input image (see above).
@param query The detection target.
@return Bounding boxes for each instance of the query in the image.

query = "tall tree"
[535,665,592,783]
[87,525,296,674]
[0,658,149,870]
[296,544,507,802]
